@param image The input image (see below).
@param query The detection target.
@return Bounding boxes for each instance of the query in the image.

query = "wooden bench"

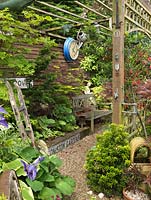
[72,94,112,132]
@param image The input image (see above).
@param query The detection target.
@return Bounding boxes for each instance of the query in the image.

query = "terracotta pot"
[123,188,133,200]
[123,187,149,200]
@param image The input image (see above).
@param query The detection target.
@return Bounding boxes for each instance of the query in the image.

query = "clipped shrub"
[84,123,131,197]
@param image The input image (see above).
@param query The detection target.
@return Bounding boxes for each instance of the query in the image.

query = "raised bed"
[46,127,90,154]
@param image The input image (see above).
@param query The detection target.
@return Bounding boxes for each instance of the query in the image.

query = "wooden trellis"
[125,0,151,38]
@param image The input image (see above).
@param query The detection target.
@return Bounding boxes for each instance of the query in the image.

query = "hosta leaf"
[2,158,22,171]
[19,146,39,162]
[19,180,34,200]
[58,120,66,126]
[63,176,76,188]
[49,155,62,168]
[26,179,44,192]
[16,166,26,177]
[55,179,74,195]
[39,187,60,200]
[38,173,55,183]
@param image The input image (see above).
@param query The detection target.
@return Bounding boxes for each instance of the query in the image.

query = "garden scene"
[1,0,151,200]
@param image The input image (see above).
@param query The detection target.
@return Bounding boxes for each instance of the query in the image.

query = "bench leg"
[79,117,86,129]
[90,112,94,133]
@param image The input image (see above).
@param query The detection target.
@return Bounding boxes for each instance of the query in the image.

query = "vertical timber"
[112,0,125,124]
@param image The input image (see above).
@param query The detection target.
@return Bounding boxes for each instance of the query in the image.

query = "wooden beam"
[36,1,90,21]
[95,0,113,12]
[47,32,66,40]
[28,6,80,24]
[74,1,108,19]
[44,18,111,32]
[112,0,125,124]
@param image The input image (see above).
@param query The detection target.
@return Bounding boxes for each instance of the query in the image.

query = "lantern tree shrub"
[84,123,131,197]
[23,48,78,137]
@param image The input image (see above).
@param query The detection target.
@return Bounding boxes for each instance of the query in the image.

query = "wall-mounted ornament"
[63,37,79,62]
[63,30,87,62]
[115,63,120,71]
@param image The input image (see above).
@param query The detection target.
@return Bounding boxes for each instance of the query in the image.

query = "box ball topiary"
[84,123,131,197]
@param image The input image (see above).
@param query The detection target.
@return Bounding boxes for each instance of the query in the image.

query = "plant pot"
[123,187,150,200]
[130,137,150,163]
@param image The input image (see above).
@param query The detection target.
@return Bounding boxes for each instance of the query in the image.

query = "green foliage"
[0,123,30,164]
[35,116,65,139]
[80,24,112,86]
[1,146,76,200]
[24,73,78,137]
[0,194,7,200]
[0,8,54,77]
[85,123,131,197]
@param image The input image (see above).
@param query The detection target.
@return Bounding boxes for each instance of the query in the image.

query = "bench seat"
[72,94,112,132]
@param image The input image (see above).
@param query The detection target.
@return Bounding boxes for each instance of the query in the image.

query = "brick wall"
[1,43,86,87]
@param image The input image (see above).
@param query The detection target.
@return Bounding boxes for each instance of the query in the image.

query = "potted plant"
[123,164,151,200]
[122,136,151,200]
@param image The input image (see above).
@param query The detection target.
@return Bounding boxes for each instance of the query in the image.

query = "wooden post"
[112,0,125,124]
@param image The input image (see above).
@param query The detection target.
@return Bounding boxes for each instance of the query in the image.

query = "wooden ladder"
[5,80,35,147]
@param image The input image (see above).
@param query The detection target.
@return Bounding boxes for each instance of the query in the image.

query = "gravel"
[57,126,122,200]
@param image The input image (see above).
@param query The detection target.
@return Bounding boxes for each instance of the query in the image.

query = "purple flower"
[0,106,8,128]
[21,156,44,181]
[0,114,8,128]
[0,106,8,114]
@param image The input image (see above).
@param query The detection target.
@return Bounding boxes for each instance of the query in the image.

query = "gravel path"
[57,126,122,200]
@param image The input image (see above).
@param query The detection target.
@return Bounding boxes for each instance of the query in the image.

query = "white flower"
[87,190,93,195]
[98,193,104,199]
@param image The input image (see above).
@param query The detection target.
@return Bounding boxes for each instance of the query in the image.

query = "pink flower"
[148,57,151,61]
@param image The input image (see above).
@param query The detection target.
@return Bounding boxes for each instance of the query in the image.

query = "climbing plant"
[0,8,54,77]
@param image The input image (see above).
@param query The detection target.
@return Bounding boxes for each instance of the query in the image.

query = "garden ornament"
[77,29,87,48]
